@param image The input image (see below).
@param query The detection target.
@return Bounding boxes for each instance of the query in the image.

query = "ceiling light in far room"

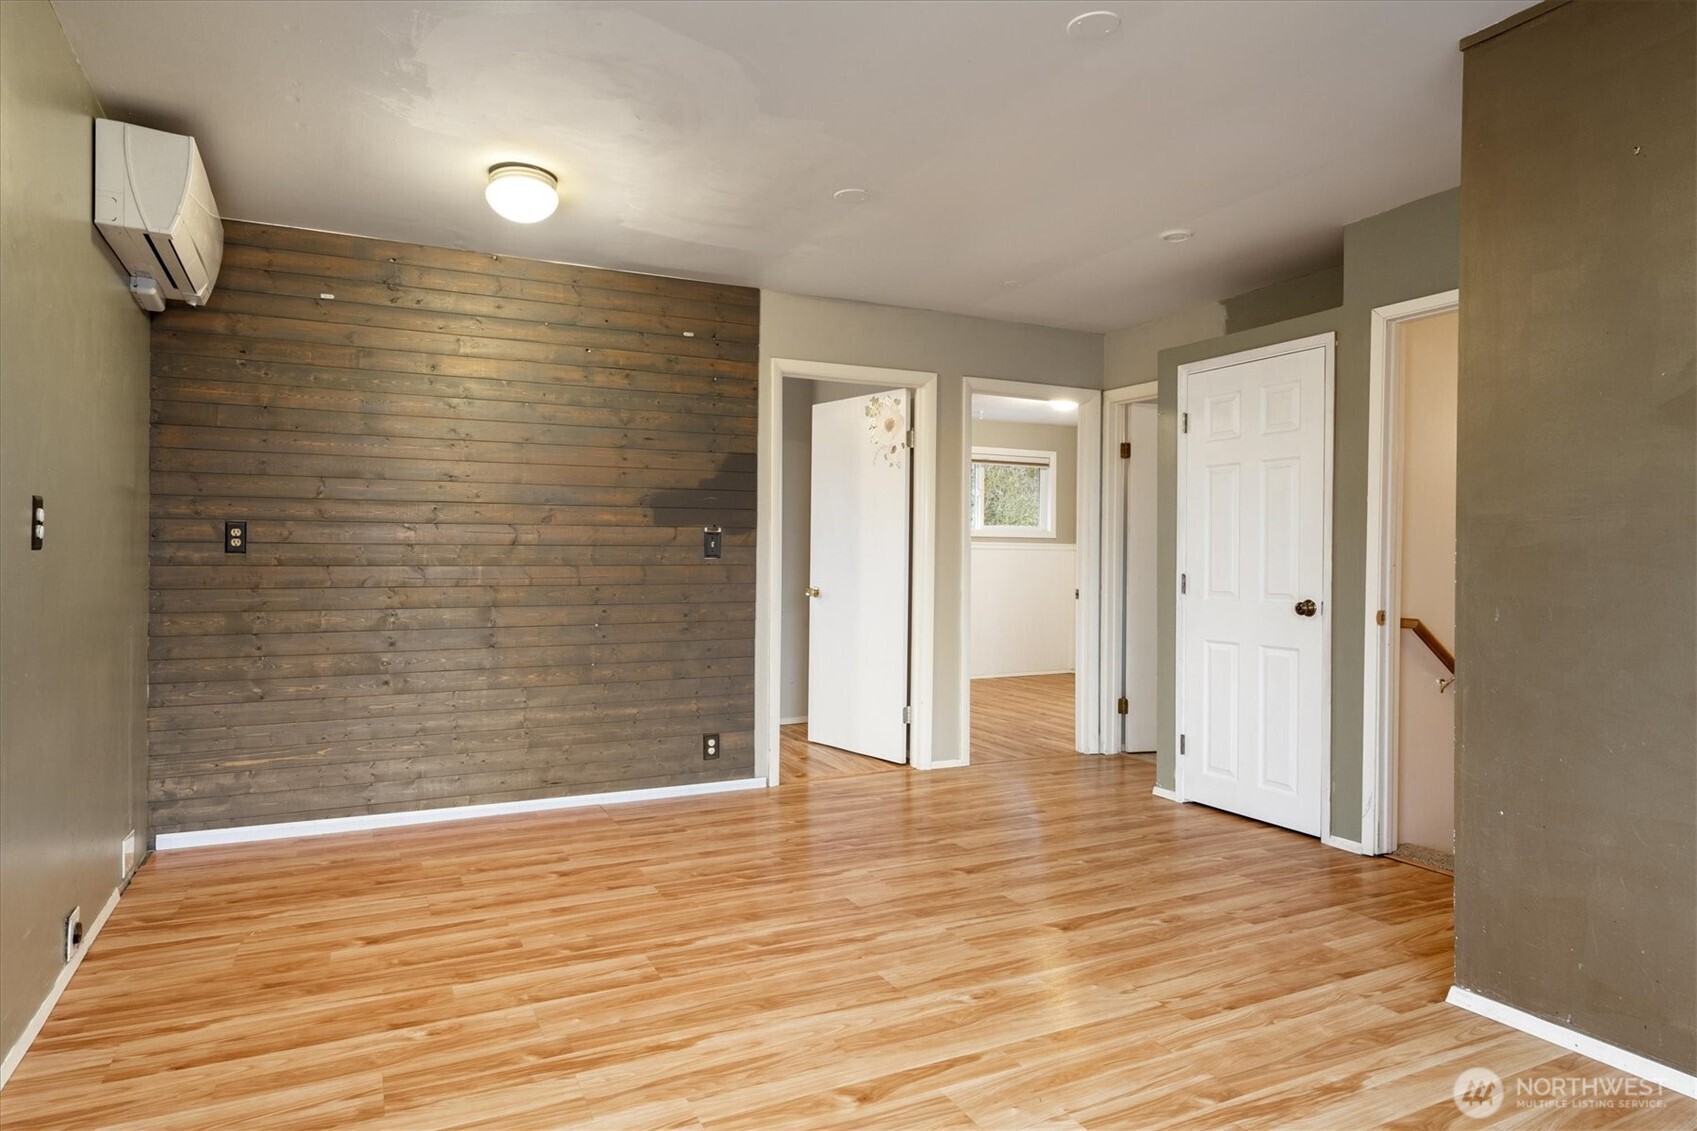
[833,187,871,204]
[1160,228,1194,243]
[1066,10,1122,39]
[485,163,559,223]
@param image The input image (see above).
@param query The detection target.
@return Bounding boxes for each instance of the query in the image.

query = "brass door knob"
[1295,599,1317,617]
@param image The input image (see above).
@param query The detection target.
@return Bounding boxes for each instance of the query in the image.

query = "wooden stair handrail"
[1400,617,1456,674]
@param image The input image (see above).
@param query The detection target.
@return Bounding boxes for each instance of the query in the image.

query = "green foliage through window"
[970,450,1053,534]
[976,464,1042,528]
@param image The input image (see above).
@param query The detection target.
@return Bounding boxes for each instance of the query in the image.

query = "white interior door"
[1180,339,1330,836]
[807,388,911,762]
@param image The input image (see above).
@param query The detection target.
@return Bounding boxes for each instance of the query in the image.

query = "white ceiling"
[973,394,1079,425]
[53,0,1528,333]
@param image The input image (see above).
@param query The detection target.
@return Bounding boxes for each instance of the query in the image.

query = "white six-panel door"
[807,389,912,763]
[1179,338,1331,836]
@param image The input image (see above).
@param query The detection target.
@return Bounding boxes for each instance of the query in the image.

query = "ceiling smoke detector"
[486,163,559,223]
[833,187,871,204]
[1066,10,1122,39]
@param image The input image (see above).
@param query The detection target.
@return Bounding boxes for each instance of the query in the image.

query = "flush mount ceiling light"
[833,187,870,203]
[1066,10,1122,39]
[1159,228,1194,243]
[485,163,559,223]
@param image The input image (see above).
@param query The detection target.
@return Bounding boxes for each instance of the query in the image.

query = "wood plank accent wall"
[146,222,758,837]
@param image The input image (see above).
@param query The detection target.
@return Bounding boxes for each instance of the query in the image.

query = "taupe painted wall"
[0,0,151,1061]
[760,291,1102,760]
[968,420,1078,545]
[1455,0,1695,1073]
[1152,190,1462,840]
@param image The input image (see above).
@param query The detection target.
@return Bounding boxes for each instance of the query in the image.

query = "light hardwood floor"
[3,675,1687,1129]
[782,674,1085,781]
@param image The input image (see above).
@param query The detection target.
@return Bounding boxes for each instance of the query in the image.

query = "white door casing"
[807,389,912,763]
[1099,381,1159,755]
[1177,336,1332,837]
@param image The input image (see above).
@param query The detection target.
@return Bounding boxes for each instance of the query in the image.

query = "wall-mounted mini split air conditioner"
[93,119,223,312]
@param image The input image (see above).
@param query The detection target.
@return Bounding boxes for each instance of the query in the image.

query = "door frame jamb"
[1361,290,1459,856]
[1100,381,1159,754]
[1174,333,1336,842]
[757,358,940,788]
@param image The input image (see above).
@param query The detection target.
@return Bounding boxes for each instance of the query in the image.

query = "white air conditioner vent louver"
[93,119,223,309]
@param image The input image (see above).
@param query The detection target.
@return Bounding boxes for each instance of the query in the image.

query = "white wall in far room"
[970,544,1075,678]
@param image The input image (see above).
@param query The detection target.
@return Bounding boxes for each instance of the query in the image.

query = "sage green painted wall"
[1152,190,1462,842]
[1224,264,1345,335]
[0,0,151,1061]
[1454,0,1695,1073]
[1104,301,1227,391]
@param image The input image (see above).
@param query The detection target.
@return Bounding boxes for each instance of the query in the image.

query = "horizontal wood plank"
[149,223,759,834]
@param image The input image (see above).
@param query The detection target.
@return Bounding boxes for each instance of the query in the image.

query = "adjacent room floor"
[781,674,1084,780]
[3,678,1685,1129]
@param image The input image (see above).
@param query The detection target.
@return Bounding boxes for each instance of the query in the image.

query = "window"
[970,447,1056,538]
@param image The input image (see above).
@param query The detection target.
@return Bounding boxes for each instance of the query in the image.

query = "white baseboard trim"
[1,883,123,1090]
[155,777,768,851]
[1446,986,1697,1098]
[779,716,807,726]
[1151,785,1182,803]
[1322,834,1369,855]
[925,758,969,770]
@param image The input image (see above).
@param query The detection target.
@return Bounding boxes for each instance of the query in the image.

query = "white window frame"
[969,446,1057,539]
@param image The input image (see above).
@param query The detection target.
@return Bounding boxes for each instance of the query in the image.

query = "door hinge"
[1116,697,1128,715]
[902,705,913,725]
[905,429,916,450]
[1180,734,1187,757]
[1074,588,1079,599]
[1375,609,1386,626]
[1119,441,1131,459]
[1180,573,1187,594]
[1182,412,1189,434]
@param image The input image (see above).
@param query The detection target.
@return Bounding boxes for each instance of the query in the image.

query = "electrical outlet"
[121,830,137,878]
[64,907,83,963]
[702,733,720,760]
[702,526,722,559]
[224,521,247,554]
[30,495,43,550]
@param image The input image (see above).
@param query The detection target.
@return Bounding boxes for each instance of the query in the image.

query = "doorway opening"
[756,359,939,788]
[961,378,1103,763]
[1363,291,1460,867]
